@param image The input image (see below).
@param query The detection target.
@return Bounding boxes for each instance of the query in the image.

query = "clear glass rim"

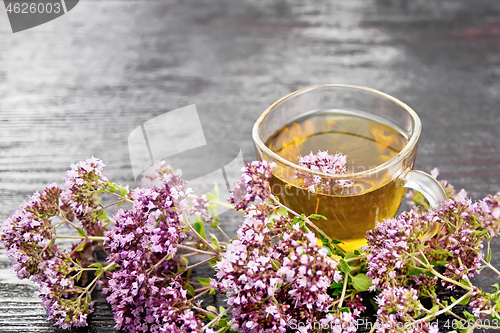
[252,83,422,179]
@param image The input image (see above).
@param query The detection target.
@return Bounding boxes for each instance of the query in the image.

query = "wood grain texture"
[1,0,500,331]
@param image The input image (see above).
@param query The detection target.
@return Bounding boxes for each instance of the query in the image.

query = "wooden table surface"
[1,0,500,331]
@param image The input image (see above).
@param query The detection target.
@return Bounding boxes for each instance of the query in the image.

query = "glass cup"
[252,84,446,252]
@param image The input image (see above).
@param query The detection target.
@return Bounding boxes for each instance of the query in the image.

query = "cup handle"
[397,169,447,209]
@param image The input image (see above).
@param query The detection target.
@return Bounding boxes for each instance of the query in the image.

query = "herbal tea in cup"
[252,84,446,252]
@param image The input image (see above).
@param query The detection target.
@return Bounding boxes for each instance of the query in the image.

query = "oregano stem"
[201,306,233,331]
[480,257,500,277]
[55,235,106,241]
[338,271,349,308]
[413,290,473,325]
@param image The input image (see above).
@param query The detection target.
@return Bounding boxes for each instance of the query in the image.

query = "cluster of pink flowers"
[2,184,60,280]
[296,150,352,193]
[365,209,434,290]
[410,273,438,299]
[140,162,192,213]
[191,194,212,221]
[103,177,201,333]
[366,190,500,291]
[212,202,343,333]
[0,158,110,329]
[1,157,207,331]
[60,156,109,235]
[375,287,437,333]
[37,252,94,329]
[469,286,492,318]
[480,191,500,236]
[430,196,485,284]
[229,161,276,211]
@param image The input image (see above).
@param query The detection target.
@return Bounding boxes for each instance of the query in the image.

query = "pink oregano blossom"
[295,150,353,193]
[212,209,342,333]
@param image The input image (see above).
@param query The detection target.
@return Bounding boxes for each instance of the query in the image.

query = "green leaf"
[219,306,225,314]
[209,288,216,295]
[271,259,281,270]
[97,209,107,220]
[334,246,345,258]
[197,278,212,288]
[186,283,195,297]
[354,250,360,256]
[345,252,354,260]
[411,192,430,210]
[206,306,217,313]
[408,268,425,276]
[330,281,343,289]
[452,319,466,331]
[309,214,327,220]
[277,206,287,217]
[487,248,492,263]
[459,295,471,306]
[478,229,490,237]
[194,218,207,240]
[450,295,470,306]
[332,289,342,296]
[430,305,440,313]
[118,185,128,197]
[181,256,189,266]
[77,228,86,237]
[89,263,103,269]
[210,233,220,251]
[214,183,220,200]
[434,260,448,266]
[351,273,371,292]
[75,240,86,252]
[47,238,55,249]
[205,312,216,321]
[209,202,219,221]
[206,192,216,201]
[210,217,219,229]
[369,298,379,311]
[463,310,475,321]
[339,259,351,273]
[217,320,229,328]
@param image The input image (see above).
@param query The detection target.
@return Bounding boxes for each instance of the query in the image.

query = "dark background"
[1,0,500,331]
